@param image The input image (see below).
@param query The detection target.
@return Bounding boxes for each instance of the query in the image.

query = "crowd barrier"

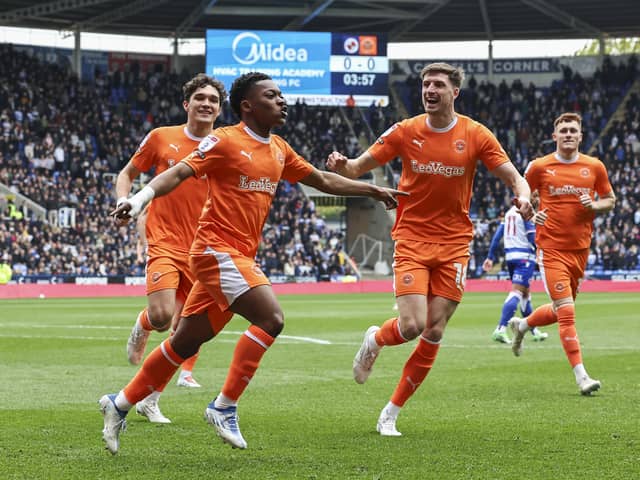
[1,279,638,299]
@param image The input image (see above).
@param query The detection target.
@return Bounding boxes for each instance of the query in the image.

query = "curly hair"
[182,73,227,104]
[229,72,272,118]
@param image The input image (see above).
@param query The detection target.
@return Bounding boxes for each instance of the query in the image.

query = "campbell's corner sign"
[407,58,561,75]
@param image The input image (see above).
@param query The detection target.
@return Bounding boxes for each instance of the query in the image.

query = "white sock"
[114,391,133,411]
[367,331,382,351]
[145,391,161,402]
[573,363,588,382]
[214,393,237,409]
[518,319,529,333]
[383,401,401,418]
[179,369,192,379]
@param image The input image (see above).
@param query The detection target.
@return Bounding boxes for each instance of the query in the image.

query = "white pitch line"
[0,323,333,345]
[0,333,636,350]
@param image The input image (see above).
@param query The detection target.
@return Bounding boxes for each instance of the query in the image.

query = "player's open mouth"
[425,98,438,105]
[281,109,288,118]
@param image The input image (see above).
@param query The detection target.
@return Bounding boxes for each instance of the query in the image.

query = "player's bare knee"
[253,309,284,337]
[170,335,200,359]
[398,316,423,340]
[147,305,172,331]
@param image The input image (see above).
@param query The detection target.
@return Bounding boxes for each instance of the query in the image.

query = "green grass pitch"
[0,292,638,479]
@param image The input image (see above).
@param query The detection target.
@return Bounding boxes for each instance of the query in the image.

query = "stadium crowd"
[0,43,638,281]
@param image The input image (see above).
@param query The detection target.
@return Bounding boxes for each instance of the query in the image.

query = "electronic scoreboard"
[206,29,388,106]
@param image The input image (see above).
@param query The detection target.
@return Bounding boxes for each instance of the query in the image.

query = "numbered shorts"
[393,239,470,302]
[145,254,194,304]
[537,248,589,301]
[182,246,270,332]
[507,259,536,288]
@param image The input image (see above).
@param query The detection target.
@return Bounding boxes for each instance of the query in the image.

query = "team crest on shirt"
[195,134,219,157]
[453,139,466,153]
[402,273,414,286]
[580,168,590,177]
[272,146,285,165]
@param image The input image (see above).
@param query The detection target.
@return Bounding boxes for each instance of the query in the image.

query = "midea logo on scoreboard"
[232,31,309,65]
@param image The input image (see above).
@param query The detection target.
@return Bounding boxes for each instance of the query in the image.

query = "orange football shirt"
[368,114,509,244]
[131,125,208,256]
[525,152,613,250]
[183,122,314,258]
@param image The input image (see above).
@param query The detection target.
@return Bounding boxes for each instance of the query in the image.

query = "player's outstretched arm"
[300,167,408,210]
[113,161,143,226]
[492,163,533,220]
[111,162,195,220]
[326,151,379,179]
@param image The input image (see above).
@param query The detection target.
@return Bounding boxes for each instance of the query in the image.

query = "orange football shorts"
[145,254,194,303]
[393,239,470,302]
[537,248,589,301]
[182,244,271,317]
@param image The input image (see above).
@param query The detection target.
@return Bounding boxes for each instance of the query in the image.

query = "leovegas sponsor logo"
[548,184,591,196]
[239,175,278,195]
[410,160,465,177]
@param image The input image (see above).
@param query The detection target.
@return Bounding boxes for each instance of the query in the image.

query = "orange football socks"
[181,351,199,372]
[138,307,153,331]
[556,303,582,367]
[390,336,440,407]
[122,339,185,403]
[526,303,557,327]
[221,325,275,401]
[375,318,408,347]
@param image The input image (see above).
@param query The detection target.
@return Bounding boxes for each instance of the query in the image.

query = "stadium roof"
[0,0,638,44]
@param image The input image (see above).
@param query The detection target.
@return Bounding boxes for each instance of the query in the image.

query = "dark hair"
[182,73,227,103]
[229,72,272,117]
[420,62,465,88]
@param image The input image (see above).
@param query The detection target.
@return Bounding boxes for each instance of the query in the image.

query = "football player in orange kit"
[326,62,534,436]
[113,74,227,423]
[99,72,407,454]
[509,112,615,395]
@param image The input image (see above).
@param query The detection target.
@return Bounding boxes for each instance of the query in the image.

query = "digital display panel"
[206,29,388,106]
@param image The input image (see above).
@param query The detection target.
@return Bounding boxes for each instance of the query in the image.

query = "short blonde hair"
[553,112,582,129]
[420,62,465,88]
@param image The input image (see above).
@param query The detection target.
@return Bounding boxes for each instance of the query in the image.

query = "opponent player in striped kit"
[113,74,226,423]
[509,112,615,395]
[100,72,407,454]
[483,205,548,344]
[327,62,534,436]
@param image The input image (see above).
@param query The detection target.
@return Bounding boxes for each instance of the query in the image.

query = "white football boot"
[353,326,381,384]
[577,376,601,396]
[136,396,171,424]
[509,317,527,357]
[376,408,402,437]
[204,400,247,449]
[99,394,127,455]
[127,313,151,365]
